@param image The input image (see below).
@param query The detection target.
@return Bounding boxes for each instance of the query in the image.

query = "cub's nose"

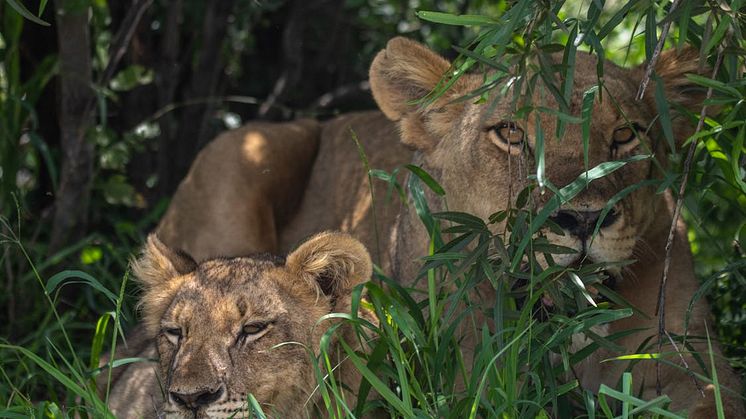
[170,386,224,410]
[550,209,619,239]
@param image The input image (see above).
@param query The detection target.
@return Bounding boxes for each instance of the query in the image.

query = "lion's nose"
[170,386,224,410]
[550,209,618,239]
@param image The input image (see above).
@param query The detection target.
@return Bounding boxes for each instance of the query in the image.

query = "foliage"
[0,0,744,417]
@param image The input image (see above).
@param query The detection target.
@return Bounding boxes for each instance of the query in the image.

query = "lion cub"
[105,231,373,418]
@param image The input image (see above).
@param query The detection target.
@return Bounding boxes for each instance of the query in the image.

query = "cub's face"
[371,38,706,268]
[157,258,326,418]
[133,232,372,418]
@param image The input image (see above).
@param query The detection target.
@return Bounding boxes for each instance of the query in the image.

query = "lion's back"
[279,111,412,270]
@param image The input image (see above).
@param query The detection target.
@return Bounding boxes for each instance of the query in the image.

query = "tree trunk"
[49,0,94,254]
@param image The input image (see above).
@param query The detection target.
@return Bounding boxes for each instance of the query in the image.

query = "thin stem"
[654,49,723,397]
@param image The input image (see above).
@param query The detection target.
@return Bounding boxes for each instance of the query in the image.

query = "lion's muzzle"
[549,209,619,241]
[170,385,225,412]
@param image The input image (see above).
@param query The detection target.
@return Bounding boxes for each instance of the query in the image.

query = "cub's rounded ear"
[132,234,197,289]
[131,234,197,335]
[369,37,466,152]
[285,231,372,301]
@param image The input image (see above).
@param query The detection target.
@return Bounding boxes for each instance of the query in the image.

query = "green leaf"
[598,0,639,39]
[80,246,103,265]
[597,384,683,418]
[685,74,742,98]
[705,325,726,419]
[5,0,50,26]
[653,74,675,151]
[109,65,154,91]
[704,14,732,55]
[535,112,546,189]
[607,353,661,360]
[89,314,110,372]
[569,272,597,307]
[101,175,138,206]
[0,344,112,416]
[247,394,268,419]
[38,0,49,15]
[405,164,446,196]
[340,340,414,416]
[581,85,599,173]
[416,11,496,26]
[433,211,487,230]
[46,270,119,306]
[556,155,650,203]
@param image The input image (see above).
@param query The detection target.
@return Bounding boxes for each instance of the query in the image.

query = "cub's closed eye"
[242,322,268,335]
[163,327,182,345]
[165,327,182,337]
[236,322,271,345]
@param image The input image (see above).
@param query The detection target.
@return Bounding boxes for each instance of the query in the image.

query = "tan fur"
[105,232,373,418]
[120,38,742,417]
[157,119,320,261]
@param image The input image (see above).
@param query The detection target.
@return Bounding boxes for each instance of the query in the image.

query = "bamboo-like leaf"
[704,14,732,55]
[568,272,597,307]
[535,112,546,189]
[405,164,445,196]
[653,74,675,151]
[5,0,50,26]
[581,85,598,173]
[416,11,497,26]
[598,0,639,39]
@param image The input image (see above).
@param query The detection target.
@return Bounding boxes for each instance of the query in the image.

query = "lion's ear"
[132,234,197,288]
[645,47,713,145]
[285,231,372,305]
[131,235,197,334]
[370,37,465,152]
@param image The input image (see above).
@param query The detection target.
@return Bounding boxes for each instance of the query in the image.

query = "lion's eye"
[488,121,525,155]
[163,327,182,345]
[236,322,271,346]
[242,323,267,335]
[494,122,524,145]
[612,123,643,146]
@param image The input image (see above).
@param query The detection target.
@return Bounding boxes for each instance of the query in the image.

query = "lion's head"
[370,38,708,269]
[132,231,372,418]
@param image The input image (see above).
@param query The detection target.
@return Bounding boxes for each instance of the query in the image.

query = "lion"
[144,38,743,416]
[102,231,373,418]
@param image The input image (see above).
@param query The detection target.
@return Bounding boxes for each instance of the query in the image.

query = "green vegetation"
[1,0,744,417]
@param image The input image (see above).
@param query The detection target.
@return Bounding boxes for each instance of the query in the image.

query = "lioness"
[103,232,373,418]
[374,39,742,417]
